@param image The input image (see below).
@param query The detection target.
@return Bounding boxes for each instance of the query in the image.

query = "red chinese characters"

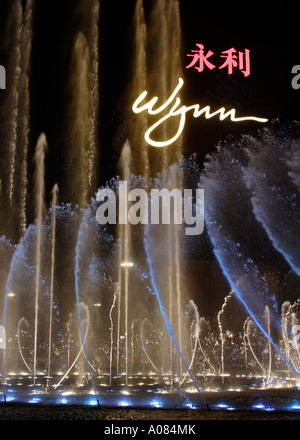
[186,43,215,72]
[186,44,251,77]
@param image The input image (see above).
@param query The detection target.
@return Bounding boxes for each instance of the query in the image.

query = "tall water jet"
[47,184,59,378]
[109,285,118,387]
[66,0,99,208]
[33,133,47,384]
[87,0,100,189]
[264,306,272,383]
[18,0,34,234]
[217,290,234,383]
[166,166,184,378]
[74,217,98,396]
[123,0,186,380]
[165,0,183,163]
[1,0,34,236]
[147,0,183,172]
[116,140,132,384]
[2,0,22,209]
[115,0,148,381]
[128,0,148,176]
[146,0,185,378]
[243,317,250,375]
[67,32,92,208]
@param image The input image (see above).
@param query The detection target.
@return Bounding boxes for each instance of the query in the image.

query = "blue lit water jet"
[201,128,300,378]
[243,126,300,276]
[144,222,210,409]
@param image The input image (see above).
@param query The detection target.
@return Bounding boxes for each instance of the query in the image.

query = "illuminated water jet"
[33,133,47,385]
[65,0,99,208]
[47,184,58,378]
[217,290,234,383]
[117,140,133,385]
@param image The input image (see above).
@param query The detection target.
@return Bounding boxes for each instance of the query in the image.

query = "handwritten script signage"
[132,78,268,148]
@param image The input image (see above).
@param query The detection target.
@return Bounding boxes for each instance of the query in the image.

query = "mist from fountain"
[19,0,34,235]
[67,33,93,208]
[129,0,148,176]
[0,0,34,237]
[65,0,99,208]
[243,127,300,276]
[201,124,300,378]
[3,0,22,208]
[146,0,183,171]
[281,300,300,374]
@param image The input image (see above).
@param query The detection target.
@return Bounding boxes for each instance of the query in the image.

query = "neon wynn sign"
[132,78,268,148]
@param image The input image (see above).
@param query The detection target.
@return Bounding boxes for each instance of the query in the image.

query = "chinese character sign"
[186,43,251,77]
[186,43,215,72]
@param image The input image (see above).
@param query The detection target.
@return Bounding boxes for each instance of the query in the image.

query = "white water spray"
[33,133,47,384]
[217,290,234,383]
[109,284,118,387]
[117,140,132,385]
[47,184,59,378]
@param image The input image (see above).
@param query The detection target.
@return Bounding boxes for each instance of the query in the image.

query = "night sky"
[0,0,299,201]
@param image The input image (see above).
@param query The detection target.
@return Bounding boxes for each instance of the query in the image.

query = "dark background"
[0,0,299,193]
